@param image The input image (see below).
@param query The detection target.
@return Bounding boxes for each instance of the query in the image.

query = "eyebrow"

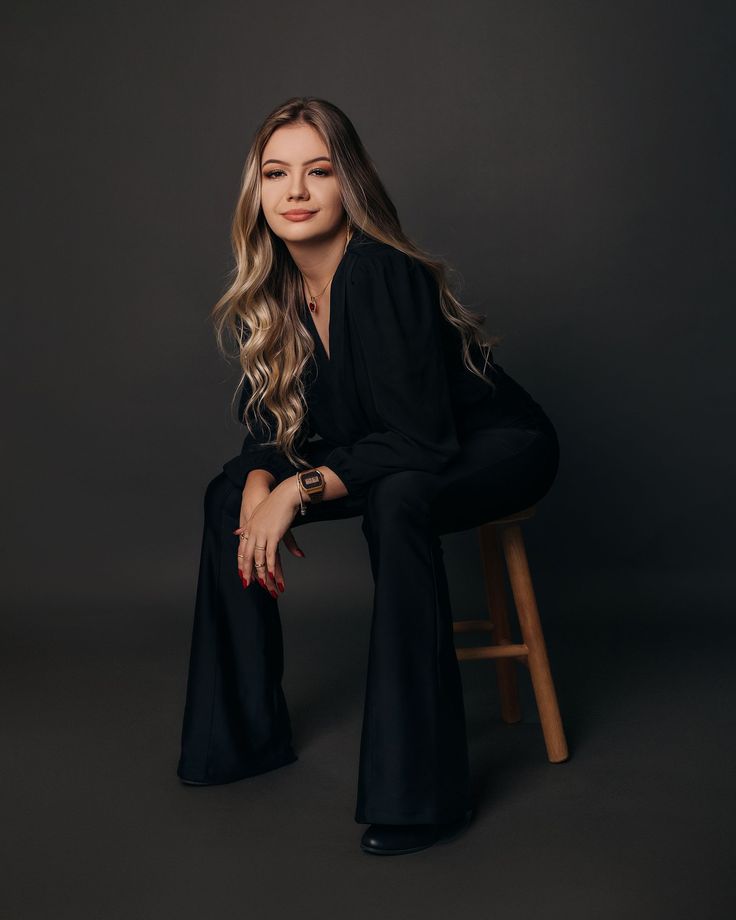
[261,156,332,166]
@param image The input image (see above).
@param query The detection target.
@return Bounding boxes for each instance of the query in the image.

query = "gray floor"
[3,524,734,920]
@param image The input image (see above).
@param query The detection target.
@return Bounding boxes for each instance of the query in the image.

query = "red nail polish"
[278,581,285,592]
[259,577,265,587]
[243,577,249,587]
[269,589,277,599]
[268,570,275,580]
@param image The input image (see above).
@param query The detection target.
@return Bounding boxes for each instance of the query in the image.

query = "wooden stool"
[452,504,568,763]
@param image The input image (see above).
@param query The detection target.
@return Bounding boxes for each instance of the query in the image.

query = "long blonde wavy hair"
[212,96,503,472]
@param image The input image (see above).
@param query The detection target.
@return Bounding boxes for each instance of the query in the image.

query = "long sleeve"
[224,376,296,485]
[322,249,461,497]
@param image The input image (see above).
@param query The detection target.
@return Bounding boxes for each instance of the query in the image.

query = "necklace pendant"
[309,299,317,313]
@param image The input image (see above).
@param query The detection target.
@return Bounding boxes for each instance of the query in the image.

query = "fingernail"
[278,581,285,592]
[243,577,249,588]
[269,589,277,599]
[259,577,265,587]
[268,570,275,580]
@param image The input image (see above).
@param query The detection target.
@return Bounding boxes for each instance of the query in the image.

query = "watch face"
[300,470,323,490]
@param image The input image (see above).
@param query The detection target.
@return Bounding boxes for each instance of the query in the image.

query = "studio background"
[3,1,734,918]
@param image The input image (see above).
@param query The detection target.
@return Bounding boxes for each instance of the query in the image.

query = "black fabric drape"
[223,228,550,496]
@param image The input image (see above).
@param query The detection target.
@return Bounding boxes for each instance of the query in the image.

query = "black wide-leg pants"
[177,415,560,825]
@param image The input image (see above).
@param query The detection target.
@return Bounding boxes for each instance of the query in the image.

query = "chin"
[283,223,334,240]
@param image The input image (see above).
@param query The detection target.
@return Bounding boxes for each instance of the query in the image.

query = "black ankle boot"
[360,808,474,856]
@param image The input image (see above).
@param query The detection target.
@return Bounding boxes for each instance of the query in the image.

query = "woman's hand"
[235,475,305,596]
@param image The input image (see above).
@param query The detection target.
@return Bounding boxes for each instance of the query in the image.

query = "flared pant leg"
[352,418,560,825]
[354,470,474,824]
[177,472,300,784]
[177,442,367,784]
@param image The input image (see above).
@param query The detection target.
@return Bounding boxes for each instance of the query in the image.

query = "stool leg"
[501,524,568,763]
[478,524,522,724]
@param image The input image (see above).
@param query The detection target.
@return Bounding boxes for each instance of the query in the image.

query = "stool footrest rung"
[455,643,529,661]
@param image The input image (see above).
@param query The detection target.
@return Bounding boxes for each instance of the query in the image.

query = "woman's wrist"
[274,474,307,512]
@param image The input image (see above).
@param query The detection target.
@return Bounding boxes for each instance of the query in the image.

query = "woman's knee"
[361,469,438,532]
[204,471,241,522]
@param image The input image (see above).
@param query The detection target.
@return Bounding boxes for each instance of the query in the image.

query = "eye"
[263,167,332,179]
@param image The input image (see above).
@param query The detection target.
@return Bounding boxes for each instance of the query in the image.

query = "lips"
[282,210,318,222]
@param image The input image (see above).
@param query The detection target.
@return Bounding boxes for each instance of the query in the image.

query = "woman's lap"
[296,423,559,533]
[210,420,559,534]
[428,424,559,535]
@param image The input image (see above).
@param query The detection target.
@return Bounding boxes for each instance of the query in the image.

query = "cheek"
[260,187,276,210]
[319,182,342,210]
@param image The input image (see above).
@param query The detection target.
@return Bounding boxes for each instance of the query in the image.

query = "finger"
[238,532,251,585]
[273,547,286,593]
[234,515,247,582]
[282,529,306,558]
[259,539,278,598]
[236,522,245,579]
[266,538,279,594]
[242,531,257,587]
[253,541,269,590]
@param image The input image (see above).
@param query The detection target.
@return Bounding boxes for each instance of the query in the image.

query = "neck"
[285,222,350,292]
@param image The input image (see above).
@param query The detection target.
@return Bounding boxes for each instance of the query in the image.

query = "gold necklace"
[305,277,331,314]
[303,224,353,314]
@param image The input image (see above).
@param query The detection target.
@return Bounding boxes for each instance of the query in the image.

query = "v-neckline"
[306,299,332,363]
[302,229,365,364]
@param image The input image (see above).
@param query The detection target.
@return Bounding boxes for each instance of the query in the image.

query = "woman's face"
[260,124,345,245]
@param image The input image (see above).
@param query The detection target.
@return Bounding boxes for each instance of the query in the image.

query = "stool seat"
[485,505,537,525]
[452,503,568,763]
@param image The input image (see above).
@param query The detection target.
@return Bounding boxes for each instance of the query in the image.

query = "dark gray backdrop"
[3,2,734,918]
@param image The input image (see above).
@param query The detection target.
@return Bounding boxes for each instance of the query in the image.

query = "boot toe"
[360,808,474,856]
[360,823,440,855]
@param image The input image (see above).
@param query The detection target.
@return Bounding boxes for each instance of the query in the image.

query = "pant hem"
[177,748,298,786]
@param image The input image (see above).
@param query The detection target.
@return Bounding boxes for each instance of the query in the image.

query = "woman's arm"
[319,249,462,498]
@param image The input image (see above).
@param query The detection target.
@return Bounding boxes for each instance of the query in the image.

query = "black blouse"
[223,229,548,498]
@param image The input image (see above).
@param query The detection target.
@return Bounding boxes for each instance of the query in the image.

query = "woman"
[177,96,560,857]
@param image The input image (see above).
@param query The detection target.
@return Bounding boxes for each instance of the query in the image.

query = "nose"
[287,171,309,201]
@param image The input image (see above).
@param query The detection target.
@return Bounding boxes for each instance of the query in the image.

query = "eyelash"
[263,168,331,179]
